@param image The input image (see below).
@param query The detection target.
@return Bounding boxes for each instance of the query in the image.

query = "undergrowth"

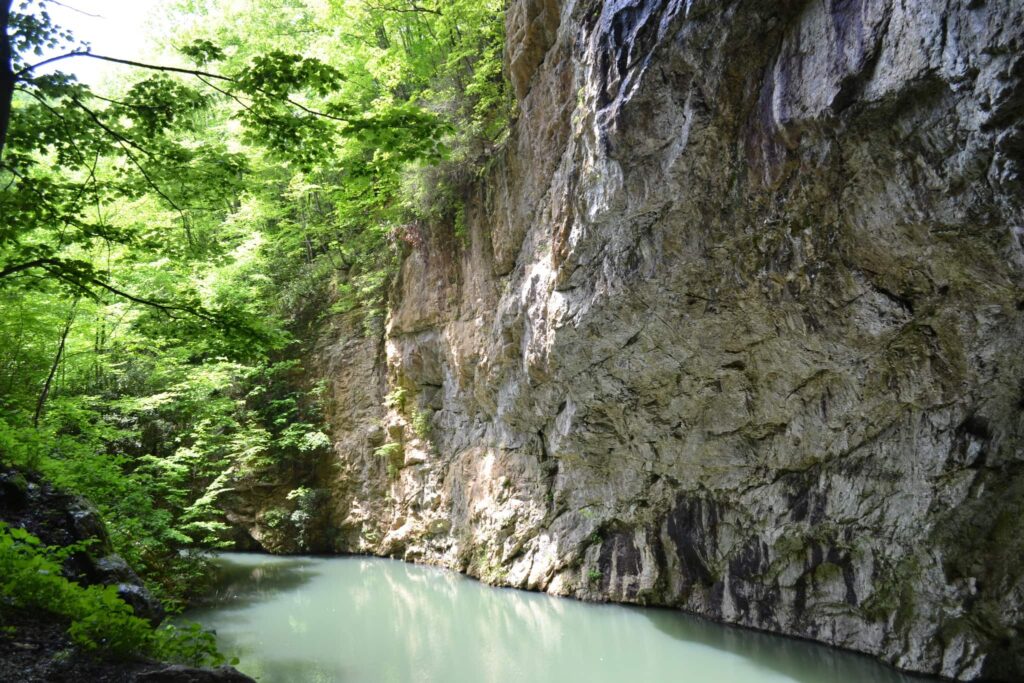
[0,523,229,666]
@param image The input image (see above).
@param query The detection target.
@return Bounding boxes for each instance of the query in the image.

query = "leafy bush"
[383,387,408,412]
[374,442,403,479]
[261,508,290,530]
[411,410,432,440]
[286,486,325,550]
[373,442,403,460]
[0,524,226,665]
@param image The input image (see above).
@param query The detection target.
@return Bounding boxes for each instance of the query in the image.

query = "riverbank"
[0,467,254,683]
[0,606,252,683]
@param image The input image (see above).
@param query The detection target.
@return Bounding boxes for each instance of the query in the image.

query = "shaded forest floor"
[1,607,164,683]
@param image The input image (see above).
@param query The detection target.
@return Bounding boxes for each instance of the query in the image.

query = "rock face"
[0,468,165,625]
[260,1,1024,680]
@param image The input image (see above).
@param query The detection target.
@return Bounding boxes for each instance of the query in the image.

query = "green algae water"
[188,553,926,683]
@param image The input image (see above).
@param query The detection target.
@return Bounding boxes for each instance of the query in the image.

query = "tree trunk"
[34,299,78,428]
[0,0,13,161]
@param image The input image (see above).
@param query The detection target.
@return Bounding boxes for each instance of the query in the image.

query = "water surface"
[187,553,927,683]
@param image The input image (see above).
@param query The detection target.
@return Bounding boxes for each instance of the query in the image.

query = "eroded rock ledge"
[244,1,1024,680]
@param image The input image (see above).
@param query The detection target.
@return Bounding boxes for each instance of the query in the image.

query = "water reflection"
[643,608,924,683]
[187,553,931,683]
[196,555,322,610]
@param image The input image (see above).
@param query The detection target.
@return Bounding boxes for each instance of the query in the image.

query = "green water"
[188,553,927,683]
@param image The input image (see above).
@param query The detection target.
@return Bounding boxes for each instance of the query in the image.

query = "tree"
[1,0,13,157]
[0,0,447,321]
[0,0,509,607]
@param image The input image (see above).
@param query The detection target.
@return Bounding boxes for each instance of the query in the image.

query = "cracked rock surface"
[241,1,1024,680]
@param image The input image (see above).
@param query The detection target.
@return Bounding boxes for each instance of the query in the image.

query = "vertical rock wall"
[268,1,1024,679]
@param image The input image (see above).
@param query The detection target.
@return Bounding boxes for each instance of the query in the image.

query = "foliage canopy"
[0,0,511,660]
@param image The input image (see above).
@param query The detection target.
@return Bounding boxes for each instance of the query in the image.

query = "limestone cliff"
[255,1,1024,679]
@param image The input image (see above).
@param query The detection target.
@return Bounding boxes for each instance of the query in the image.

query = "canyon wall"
[255,1,1024,679]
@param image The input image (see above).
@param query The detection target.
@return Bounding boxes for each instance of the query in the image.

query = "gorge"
[217,0,1024,680]
[1,0,1022,681]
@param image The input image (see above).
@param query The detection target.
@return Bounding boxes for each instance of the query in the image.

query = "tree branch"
[70,97,190,221]
[1,256,226,328]
[35,260,219,323]
[15,49,231,83]
[16,51,353,124]
[196,74,255,115]
[82,277,216,323]
[0,257,59,279]
[16,50,85,77]
[47,1,101,18]
[363,1,442,16]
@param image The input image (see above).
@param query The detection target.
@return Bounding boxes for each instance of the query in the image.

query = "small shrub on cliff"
[286,486,325,550]
[411,410,432,440]
[384,387,408,412]
[374,442,403,460]
[262,508,290,530]
[374,442,404,479]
